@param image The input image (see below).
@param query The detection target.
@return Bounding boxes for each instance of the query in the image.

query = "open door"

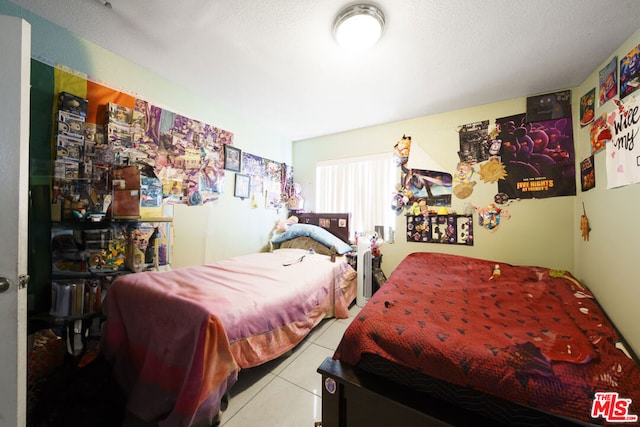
[0,14,31,427]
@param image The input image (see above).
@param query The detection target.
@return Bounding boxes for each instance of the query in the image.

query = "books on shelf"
[50,279,102,318]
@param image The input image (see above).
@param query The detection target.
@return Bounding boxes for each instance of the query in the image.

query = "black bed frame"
[318,357,598,427]
[317,357,499,427]
[295,212,351,245]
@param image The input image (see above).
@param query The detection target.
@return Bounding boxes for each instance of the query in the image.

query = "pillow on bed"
[271,223,352,254]
[278,236,335,256]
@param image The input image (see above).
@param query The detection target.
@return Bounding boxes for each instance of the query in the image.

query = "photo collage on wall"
[52,65,234,209]
[236,151,292,208]
[580,42,640,192]
[52,64,291,211]
[406,214,473,245]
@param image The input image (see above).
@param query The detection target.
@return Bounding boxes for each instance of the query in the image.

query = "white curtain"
[316,153,397,240]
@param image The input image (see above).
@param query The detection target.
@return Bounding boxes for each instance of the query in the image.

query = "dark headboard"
[295,213,351,245]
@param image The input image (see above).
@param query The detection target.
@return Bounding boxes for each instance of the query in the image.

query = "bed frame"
[295,212,351,244]
[317,358,499,427]
[317,358,593,427]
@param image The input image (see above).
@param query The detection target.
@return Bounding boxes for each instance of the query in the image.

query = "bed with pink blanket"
[101,245,356,426]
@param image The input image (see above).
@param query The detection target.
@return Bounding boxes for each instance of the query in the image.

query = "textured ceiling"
[10,0,640,140]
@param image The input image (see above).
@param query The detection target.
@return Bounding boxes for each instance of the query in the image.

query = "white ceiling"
[10,0,640,141]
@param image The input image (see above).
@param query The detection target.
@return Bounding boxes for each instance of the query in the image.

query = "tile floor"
[123,304,361,427]
[219,303,361,427]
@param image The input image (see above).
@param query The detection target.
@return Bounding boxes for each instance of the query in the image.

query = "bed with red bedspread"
[321,252,640,426]
[102,248,356,427]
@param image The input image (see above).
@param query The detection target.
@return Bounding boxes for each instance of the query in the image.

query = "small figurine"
[489,264,501,280]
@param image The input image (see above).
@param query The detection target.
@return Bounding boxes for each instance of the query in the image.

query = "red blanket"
[335,252,640,425]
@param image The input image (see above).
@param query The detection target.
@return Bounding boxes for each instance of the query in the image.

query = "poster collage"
[52,75,293,221]
[581,43,640,190]
[395,87,578,244]
[397,41,640,244]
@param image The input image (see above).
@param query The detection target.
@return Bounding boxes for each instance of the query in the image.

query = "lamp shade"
[334,4,385,53]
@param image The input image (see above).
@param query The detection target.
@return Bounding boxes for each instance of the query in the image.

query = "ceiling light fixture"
[333,4,385,53]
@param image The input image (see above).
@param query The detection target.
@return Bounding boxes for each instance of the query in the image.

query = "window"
[316,153,397,241]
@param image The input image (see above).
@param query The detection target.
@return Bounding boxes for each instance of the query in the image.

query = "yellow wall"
[295,29,640,355]
[572,28,640,356]
[294,98,574,274]
[4,0,639,354]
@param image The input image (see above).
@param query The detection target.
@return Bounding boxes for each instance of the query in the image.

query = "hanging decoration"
[580,202,591,241]
[493,192,511,205]
[452,162,476,199]
[393,134,412,166]
[477,157,507,183]
[475,203,510,231]
[391,135,413,212]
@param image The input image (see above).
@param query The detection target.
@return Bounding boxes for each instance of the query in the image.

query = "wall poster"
[457,120,490,163]
[402,169,452,206]
[605,98,640,188]
[599,57,618,105]
[495,112,576,199]
[620,45,640,99]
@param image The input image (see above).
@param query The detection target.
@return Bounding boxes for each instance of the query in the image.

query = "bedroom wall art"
[402,168,453,206]
[590,114,610,154]
[234,174,251,199]
[232,151,291,209]
[620,45,640,99]
[457,120,490,164]
[495,109,576,199]
[52,64,234,209]
[580,88,596,127]
[580,155,596,192]
[405,214,473,245]
[526,90,572,122]
[224,145,241,172]
[605,97,640,188]
[475,203,510,232]
[599,57,618,105]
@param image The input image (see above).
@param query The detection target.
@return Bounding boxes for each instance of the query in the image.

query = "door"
[0,14,31,427]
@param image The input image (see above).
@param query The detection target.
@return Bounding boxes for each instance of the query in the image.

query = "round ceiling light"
[333,4,385,53]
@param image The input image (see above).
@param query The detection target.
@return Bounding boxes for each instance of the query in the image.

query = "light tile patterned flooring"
[219,304,361,426]
[123,304,361,427]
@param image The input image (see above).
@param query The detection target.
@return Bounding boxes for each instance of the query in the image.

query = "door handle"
[0,277,9,293]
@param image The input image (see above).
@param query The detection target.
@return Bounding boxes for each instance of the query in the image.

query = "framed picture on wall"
[224,145,241,172]
[234,173,250,199]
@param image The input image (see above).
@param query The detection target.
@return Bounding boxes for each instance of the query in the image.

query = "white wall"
[0,0,292,267]
[295,29,640,355]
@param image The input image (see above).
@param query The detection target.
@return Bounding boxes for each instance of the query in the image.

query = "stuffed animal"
[393,135,412,166]
[276,215,299,233]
